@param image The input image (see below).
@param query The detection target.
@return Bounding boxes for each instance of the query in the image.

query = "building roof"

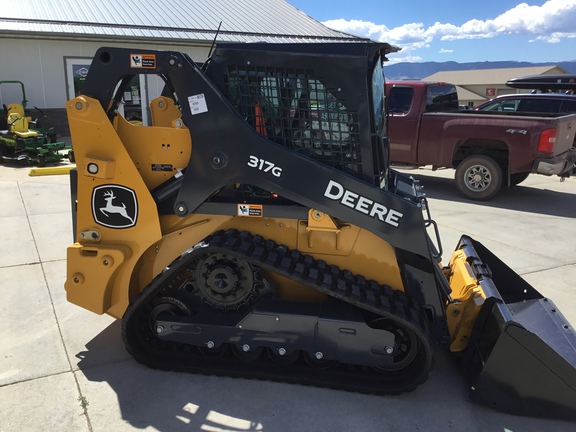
[455,86,486,102]
[0,0,360,44]
[424,66,568,86]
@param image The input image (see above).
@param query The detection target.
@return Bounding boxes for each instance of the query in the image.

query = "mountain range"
[384,60,576,80]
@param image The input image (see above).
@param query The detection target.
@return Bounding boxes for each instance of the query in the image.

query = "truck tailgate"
[552,113,576,155]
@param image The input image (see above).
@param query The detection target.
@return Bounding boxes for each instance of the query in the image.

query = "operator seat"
[7,113,38,138]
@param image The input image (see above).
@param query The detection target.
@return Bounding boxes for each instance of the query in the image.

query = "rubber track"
[122,229,435,395]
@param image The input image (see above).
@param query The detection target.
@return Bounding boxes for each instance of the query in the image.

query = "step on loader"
[64,43,576,420]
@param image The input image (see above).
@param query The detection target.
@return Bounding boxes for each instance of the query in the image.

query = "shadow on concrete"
[73,321,576,432]
[75,322,281,431]
[409,172,576,219]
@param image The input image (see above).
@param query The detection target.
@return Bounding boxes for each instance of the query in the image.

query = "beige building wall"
[424,66,568,107]
[1,37,210,109]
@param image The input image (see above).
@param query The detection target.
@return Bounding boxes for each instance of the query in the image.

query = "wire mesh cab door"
[203,42,389,180]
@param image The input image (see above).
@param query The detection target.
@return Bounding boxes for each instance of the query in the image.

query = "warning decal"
[237,204,263,218]
[130,54,156,69]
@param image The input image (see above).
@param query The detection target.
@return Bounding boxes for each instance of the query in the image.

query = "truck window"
[518,98,562,113]
[479,99,520,112]
[388,86,413,114]
[561,99,576,114]
[425,85,459,112]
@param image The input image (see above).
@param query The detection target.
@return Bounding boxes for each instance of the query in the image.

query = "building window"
[64,57,92,100]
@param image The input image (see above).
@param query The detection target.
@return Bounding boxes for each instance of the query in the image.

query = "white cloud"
[439,0,576,40]
[533,32,576,43]
[387,52,423,64]
[323,0,576,58]
[439,48,454,54]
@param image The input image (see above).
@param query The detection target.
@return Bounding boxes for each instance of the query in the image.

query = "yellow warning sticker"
[130,54,156,69]
[237,204,263,218]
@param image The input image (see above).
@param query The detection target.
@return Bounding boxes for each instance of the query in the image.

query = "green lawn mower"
[0,81,73,166]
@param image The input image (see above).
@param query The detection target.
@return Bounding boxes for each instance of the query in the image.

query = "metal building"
[0,0,359,133]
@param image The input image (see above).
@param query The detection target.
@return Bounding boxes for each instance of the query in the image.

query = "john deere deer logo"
[92,185,138,228]
[100,190,135,224]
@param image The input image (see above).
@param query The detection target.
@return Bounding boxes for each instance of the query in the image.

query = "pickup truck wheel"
[455,155,502,200]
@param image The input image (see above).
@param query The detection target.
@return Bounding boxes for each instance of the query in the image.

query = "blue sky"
[287,0,576,64]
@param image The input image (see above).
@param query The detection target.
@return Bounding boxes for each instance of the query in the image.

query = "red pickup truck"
[386,80,576,200]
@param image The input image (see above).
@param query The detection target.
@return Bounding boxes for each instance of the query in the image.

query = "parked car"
[474,93,576,115]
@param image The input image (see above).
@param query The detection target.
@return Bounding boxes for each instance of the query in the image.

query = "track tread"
[122,229,435,395]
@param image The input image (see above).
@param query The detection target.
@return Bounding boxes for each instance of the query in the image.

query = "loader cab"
[83,43,393,188]
[203,42,394,186]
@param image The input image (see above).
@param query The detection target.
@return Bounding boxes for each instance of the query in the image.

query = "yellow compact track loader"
[65,43,576,420]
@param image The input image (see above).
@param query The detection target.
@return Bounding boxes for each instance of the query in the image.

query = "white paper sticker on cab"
[188,94,208,115]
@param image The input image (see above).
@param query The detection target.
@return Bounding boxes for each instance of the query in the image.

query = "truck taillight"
[538,128,556,153]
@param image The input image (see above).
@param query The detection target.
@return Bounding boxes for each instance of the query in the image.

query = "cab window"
[425,85,459,112]
[480,98,520,112]
[518,98,562,113]
[561,99,576,113]
[388,86,413,114]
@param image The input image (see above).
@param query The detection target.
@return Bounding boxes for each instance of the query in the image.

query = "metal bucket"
[458,236,576,420]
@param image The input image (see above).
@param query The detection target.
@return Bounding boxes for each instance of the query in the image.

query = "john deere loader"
[65,43,576,419]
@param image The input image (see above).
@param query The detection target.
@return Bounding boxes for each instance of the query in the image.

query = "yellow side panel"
[298,223,404,291]
[65,96,165,317]
[115,114,191,190]
[66,244,131,314]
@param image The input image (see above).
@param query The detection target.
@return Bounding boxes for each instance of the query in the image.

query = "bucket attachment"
[457,236,576,420]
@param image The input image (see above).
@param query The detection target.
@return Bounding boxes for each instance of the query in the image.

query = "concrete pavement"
[1,161,575,432]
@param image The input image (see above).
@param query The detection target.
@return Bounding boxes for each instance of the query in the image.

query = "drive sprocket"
[187,252,262,312]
